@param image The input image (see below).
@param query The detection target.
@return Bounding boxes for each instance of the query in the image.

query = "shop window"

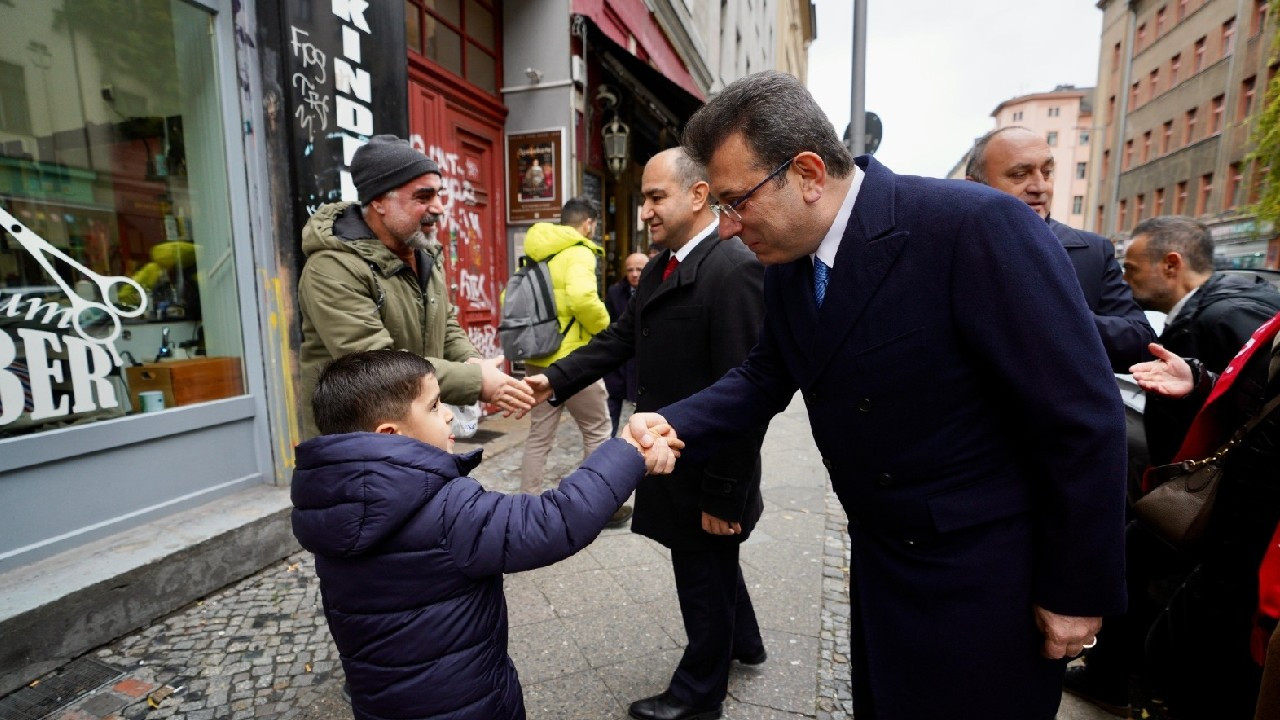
[408,0,500,94]
[0,0,246,437]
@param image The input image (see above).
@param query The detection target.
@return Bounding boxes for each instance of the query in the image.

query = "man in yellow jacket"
[518,198,631,524]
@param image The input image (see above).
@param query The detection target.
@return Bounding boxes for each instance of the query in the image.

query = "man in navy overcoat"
[629,71,1128,720]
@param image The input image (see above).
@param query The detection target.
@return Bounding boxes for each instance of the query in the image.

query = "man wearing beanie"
[296,134,534,440]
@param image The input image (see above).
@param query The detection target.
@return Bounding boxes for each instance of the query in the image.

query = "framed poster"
[506,129,565,224]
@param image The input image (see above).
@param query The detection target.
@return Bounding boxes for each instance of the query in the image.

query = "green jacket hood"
[523,222,603,261]
[301,201,441,276]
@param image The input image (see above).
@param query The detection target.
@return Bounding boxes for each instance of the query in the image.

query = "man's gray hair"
[1131,215,1215,273]
[682,71,853,180]
[964,126,1032,184]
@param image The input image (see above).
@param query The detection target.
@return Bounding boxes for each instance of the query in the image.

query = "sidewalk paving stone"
[2,395,1117,719]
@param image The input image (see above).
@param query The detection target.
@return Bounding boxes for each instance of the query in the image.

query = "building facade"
[1092,0,1279,269]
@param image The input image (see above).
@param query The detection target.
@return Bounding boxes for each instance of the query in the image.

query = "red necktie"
[662,255,679,281]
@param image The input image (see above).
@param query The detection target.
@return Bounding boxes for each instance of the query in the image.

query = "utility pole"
[849,0,867,155]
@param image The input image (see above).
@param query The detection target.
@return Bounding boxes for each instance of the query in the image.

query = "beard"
[405,215,441,251]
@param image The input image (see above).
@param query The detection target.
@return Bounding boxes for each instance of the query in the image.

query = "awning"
[571,2,704,101]
[579,17,703,134]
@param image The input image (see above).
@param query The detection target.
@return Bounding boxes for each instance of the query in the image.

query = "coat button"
[637,386,645,396]
[642,327,650,337]
[858,398,872,413]
[722,482,732,493]
[903,538,917,547]
[877,472,894,487]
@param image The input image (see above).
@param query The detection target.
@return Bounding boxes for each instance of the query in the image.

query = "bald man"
[529,148,768,720]
[967,126,1154,371]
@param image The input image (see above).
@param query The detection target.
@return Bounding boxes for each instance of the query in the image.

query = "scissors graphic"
[0,205,148,365]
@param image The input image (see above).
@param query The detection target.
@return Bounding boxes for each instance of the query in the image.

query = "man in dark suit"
[629,71,1128,720]
[966,126,1154,371]
[528,148,767,720]
[603,252,646,434]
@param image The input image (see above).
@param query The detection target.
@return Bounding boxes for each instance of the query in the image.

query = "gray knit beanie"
[351,135,441,204]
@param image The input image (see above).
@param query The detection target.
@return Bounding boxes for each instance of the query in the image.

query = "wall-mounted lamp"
[524,67,543,84]
[597,86,630,180]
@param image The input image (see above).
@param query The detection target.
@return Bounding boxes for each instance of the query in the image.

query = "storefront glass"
[0,0,245,438]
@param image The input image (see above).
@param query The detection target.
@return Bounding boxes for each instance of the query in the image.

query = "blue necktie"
[813,257,830,307]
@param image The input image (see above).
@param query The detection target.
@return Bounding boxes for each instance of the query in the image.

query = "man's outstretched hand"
[1129,343,1195,399]
[626,412,684,454]
[472,356,535,417]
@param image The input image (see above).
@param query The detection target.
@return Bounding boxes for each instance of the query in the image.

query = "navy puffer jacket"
[291,433,644,720]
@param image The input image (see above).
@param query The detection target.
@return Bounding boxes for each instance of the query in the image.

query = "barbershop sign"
[0,207,143,425]
[281,0,408,220]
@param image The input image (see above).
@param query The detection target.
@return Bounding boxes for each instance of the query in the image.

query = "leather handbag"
[1135,391,1280,549]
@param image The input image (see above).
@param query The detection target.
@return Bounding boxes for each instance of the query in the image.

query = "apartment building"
[1092,0,1279,268]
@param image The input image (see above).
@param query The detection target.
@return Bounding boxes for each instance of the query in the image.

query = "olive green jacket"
[297,202,481,440]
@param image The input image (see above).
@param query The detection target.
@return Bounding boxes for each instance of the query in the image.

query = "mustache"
[420,213,442,227]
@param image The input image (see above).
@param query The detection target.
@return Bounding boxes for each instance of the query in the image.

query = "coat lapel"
[807,156,909,380]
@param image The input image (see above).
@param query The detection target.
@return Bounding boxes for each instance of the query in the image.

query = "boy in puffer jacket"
[291,349,677,720]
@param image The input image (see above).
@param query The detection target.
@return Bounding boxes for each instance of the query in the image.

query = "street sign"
[843,111,883,156]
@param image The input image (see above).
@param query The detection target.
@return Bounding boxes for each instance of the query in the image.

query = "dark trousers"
[607,396,624,436]
[668,545,764,706]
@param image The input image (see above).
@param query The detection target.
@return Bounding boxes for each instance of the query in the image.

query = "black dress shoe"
[628,690,722,720]
[733,647,767,665]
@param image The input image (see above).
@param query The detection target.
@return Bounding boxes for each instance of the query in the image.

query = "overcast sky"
[806,0,1104,178]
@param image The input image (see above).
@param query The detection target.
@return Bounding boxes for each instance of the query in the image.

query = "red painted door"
[408,81,507,358]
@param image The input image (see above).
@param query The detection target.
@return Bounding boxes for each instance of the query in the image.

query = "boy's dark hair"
[313,350,435,435]
[560,196,599,227]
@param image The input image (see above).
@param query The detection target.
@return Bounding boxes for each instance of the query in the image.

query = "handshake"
[618,413,683,475]
[481,368,684,475]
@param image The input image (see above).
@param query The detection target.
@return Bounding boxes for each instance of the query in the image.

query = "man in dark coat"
[528,148,767,720]
[629,71,1127,720]
[603,252,646,434]
[966,126,1154,371]
[1122,215,1280,466]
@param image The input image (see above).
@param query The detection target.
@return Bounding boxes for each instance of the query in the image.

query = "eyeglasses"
[710,157,794,222]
